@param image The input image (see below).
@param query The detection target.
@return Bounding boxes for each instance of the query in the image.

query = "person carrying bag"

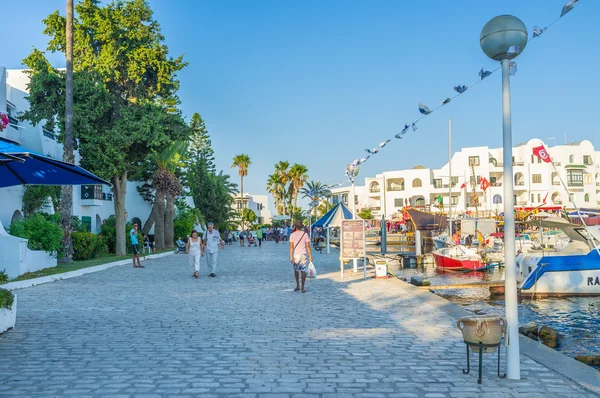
[289,220,313,293]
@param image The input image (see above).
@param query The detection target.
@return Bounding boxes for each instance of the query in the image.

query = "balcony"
[369,188,380,193]
[513,162,525,166]
[81,185,111,206]
[491,182,502,187]
[567,182,583,188]
[552,181,561,186]
[387,186,404,191]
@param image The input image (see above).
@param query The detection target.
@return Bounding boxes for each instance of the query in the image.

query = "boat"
[518,218,600,296]
[432,245,484,271]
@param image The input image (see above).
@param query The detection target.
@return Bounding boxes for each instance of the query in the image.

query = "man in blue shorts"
[130,223,144,268]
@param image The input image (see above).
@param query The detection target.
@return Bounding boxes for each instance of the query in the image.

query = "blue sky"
[3,0,600,211]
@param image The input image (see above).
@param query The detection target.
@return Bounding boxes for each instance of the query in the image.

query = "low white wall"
[0,294,16,334]
[0,221,56,280]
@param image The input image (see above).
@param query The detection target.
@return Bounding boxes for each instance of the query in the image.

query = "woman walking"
[187,229,204,279]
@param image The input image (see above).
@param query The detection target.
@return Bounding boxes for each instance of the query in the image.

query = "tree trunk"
[154,188,166,250]
[142,202,157,235]
[60,0,75,262]
[164,191,175,249]
[112,173,128,256]
[239,175,244,223]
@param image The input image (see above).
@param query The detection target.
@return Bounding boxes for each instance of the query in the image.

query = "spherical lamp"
[480,15,528,61]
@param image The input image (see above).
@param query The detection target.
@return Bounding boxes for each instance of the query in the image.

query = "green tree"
[188,113,215,174]
[300,180,329,220]
[288,163,309,211]
[231,154,251,221]
[21,0,188,255]
[242,208,257,229]
[21,186,61,217]
[357,207,374,220]
[274,161,290,215]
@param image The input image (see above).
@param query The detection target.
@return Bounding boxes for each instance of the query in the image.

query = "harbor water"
[385,256,600,370]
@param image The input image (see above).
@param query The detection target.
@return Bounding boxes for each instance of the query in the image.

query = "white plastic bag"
[307,262,317,278]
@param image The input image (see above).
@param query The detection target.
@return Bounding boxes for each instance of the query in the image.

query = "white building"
[0,67,154,232]
[232,193,272,225]
[331,138,600,218]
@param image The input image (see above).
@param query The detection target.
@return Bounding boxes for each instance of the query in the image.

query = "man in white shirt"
[203,222,225,277]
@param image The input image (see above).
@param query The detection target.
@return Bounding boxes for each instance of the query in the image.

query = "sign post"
[341,219,367,279]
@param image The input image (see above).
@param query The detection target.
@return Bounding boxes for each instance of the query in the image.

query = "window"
[537,194,541,203]
[82,216,92,232]
[412,178,422,188]
[451,195,459,205]
[567,169,583,187]
[489,158,497,167]
[584,174,592,185]
[354,195,359,205]
[552,172,560,185]
[451,176,458,186]
[469,175,481,185]
[394,198,403,207]
[257,217,264,224]
[532,174,542,184]
[43,129,55,140]
[584,155,593,165]
[468,156,480,166]
[6,102,18,126]
[490,176,497,185]
[569,193,574,202]
[531,194,535,203]
[531,154,535,164]
[493,194,502,204]
[585,194,590,202]
[569,154,575,164]
[414,197,425,207]
[433,179,442,188]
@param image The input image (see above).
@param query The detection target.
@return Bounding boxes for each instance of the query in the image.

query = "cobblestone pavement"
[0,241,596,397]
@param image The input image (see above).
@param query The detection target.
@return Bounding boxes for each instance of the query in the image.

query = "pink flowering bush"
[0,113,8,132]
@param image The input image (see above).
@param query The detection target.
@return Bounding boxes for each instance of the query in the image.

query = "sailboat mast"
[448,119,452,234]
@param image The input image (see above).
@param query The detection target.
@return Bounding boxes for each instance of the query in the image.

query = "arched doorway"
[493,195,502,204]
[96,214,102,233]
[11,210,23,225]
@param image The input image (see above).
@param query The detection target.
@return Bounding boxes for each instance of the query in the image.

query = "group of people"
[129,220,314,293]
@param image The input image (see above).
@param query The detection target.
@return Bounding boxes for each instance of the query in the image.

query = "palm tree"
[231,154,251,221]
[300,180,328,220]
[266,173,283,215]
[288,163,309,211]
[148,141,186,249]
[274,161,290,215]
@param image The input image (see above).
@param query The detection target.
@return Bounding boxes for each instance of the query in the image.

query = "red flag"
[532,145,552,163]
[460,182,467,189]
[479,176,491,192]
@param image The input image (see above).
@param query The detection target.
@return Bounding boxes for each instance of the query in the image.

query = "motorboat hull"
[519,250,600,296]
[432,246,483,271]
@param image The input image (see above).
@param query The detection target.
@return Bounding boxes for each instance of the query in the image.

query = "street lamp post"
[480,15,528,380]
[347,164,359,272]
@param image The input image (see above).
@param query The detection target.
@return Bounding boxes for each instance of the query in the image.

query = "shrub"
[0,288,14,310]
[99,215,137,254]
[92,236,109,258]
[72,232,97,261]
[174,209,196,243]
[9,213,63,255]
[0,269,8,283]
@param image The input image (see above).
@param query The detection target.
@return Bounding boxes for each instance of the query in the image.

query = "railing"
[552,181,561,185]
[387,187,404,191]
[491,182,502,187]
[369,188,380,193]
[553,200,563,204]
[513,161,525,166]
[7,115,18,125]
[515,182,525,186]
[568,182,583,187]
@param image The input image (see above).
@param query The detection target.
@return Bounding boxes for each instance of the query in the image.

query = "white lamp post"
[346,164,360,272]
[480,15,528,380]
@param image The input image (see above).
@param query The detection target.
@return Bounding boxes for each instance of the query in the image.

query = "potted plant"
[0,288,16,334]
[457,314,506,352]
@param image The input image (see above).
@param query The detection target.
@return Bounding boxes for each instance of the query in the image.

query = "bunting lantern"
[379,139,391,148]
[479,68,492,79]
[561,0,578,17]
[418,102,432,115]
[533,25,546,38]
[338,1,584,181]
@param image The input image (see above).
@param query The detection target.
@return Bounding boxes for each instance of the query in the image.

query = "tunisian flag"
[479,176,491,192]
[460,182,467,189]
[533,145,552,163]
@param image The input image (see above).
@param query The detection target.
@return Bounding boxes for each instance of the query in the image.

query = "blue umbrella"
[0,138,109,188]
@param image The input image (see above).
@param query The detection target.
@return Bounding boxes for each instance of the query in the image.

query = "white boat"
[517,218,600,296]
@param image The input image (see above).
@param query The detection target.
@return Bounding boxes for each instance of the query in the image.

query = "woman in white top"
[186,230,204,279]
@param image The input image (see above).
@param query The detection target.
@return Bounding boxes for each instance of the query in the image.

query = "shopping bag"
[307,262,317,278]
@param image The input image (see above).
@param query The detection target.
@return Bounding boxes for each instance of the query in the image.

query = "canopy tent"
[311,202,354,255]
[0,138,109,187]
[312,202,353,229]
